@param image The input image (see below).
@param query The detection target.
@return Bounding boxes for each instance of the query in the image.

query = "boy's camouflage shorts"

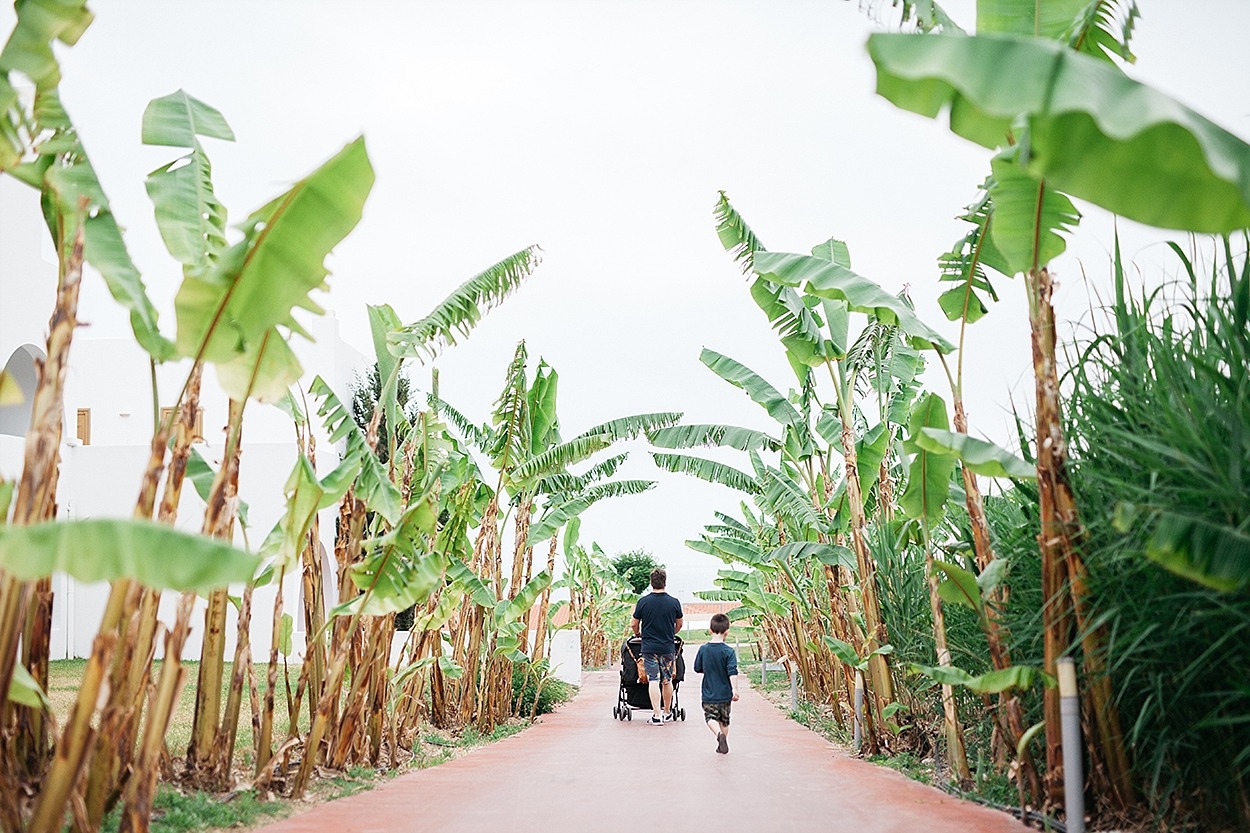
[702,701,732,725]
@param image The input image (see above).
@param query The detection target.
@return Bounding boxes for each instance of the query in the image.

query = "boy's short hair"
[710,613,730,634]
[650,568,667,590]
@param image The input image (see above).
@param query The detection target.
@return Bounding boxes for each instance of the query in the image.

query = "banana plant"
[553,527,636,667]
[898,392,970,783]
[866,1,1206,809]
[707,196,957,748]
[433,345,677,729]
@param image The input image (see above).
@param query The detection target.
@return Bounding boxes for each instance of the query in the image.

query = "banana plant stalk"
[1,219,84,787]
[529,533,559,661]
[118,593,196,833]
[187,397,247,779]
[1027,265,1132,807]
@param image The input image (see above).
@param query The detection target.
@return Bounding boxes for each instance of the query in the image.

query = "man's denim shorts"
[642,652,675,682]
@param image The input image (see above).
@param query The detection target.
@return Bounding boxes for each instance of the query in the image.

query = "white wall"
[51,439,343,661]
[0,178,57,360]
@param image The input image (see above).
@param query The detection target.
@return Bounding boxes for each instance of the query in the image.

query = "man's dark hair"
[710,613,730,634]
[649,567,667,590]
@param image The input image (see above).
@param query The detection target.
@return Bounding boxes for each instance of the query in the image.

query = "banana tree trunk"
[840,418,895,748]
[2,224,84,791]
[1027,267,1133,813]
[292,488,369,799]
[530,534,559,662]
[923,548,972,784]
[188,398,246,779]
[951,397,1042,802]
[257,564,288,777]
[119,592,195,833]
[211,582,256,786]
[26,633,117,833]
[453,497,499,727]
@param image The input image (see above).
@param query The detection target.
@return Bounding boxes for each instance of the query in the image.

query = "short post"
[789,667,799,712]
[1058,657,1085,833]
[761,657,767,688]
[853,670,864,751]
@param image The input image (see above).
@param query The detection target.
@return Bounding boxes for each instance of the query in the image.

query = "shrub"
[511,659,576,716]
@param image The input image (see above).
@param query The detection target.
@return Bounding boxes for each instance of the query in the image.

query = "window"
[75,408,90,445]
[161,406,205,442]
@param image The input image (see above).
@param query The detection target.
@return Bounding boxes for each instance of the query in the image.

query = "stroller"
[612,635,686,722]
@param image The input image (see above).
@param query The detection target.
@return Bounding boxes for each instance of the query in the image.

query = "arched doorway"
[0,344,43,437]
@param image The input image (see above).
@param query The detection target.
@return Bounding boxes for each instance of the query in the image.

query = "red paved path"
[256,669,1021,833]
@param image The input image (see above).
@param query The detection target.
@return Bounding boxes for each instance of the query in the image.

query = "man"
[631,567,683,725]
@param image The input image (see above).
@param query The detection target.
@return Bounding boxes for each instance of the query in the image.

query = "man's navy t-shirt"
[632,592,683,654]
[693,641,738,703]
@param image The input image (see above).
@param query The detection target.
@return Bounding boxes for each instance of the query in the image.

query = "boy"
[693,613,739,753]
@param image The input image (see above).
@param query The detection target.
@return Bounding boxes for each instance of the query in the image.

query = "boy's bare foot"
[716,732,728,754]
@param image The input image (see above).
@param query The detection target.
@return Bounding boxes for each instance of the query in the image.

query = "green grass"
[46,658,555,832]
[866,752,934,786]
[99,786,287,833]
[47,659,308,770]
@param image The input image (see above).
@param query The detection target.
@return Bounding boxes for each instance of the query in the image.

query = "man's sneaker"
[716,732,729,754]
[648,715,664,726]
[663,713,676,723]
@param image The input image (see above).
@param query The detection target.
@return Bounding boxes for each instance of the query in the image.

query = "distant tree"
[349,362,418,466]
[611,549,660,595]
[350,361,420,630]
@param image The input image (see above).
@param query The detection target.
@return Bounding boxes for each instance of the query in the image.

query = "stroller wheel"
[612,706,620,719]
[679,708,686,721]
[625,709,632,721]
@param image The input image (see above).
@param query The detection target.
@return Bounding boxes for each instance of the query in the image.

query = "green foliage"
[752,250,954,352]
[310,375,403,525]
[910,662,1048,694]
[1064,244,1250,826]
[7,663,49,709]
[899,393,955,528]
[650,452,759,495]
[511,659,575,716]
[388,247,542,360]
[175,138,374,400]
[100,786,286,833]
[142,90,233,278]
[976,0,1088,39]
[699,349,805,430]
[0,518,258,592]
[647,423,780,453]
[868,31,1250,233]
[915,428,1034,479]
[349,361,419,466]
[611,550,659,594]
[936,187,1004,324]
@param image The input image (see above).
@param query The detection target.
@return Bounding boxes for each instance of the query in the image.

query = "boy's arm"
[693,645,703,674]
[729,649,740,700]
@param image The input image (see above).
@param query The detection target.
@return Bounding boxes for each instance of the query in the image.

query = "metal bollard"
[789,668,799,712]
[761,658,767,688]
[853,670,864,751]
[1058,657,1085,833]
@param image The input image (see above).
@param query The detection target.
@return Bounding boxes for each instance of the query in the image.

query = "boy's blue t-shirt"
[693,641,738,703]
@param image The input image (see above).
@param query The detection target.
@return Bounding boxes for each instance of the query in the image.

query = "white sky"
[17,0,1250,595]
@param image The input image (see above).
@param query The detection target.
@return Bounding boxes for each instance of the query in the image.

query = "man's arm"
[673,616,683,634]
[631,617,641,636]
